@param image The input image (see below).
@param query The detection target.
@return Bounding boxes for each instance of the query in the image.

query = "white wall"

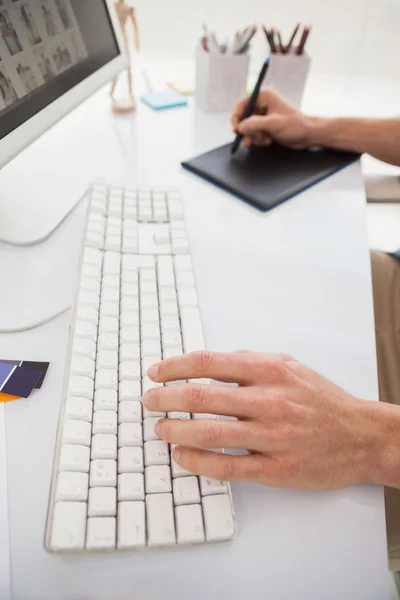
[132,0,400,81]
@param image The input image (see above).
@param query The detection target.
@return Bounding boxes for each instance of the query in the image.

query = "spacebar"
[180,307,205,353]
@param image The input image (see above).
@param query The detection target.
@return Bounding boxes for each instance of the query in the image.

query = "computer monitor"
[0,0,126,242]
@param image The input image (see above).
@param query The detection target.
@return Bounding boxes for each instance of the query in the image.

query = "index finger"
[231,97,249,130]
[147,350,295,385]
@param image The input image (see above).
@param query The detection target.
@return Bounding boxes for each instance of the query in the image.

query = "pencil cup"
[195,45,250,112]
[262,53,310,109]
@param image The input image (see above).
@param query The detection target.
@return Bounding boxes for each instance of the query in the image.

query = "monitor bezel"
[0,0,127,170]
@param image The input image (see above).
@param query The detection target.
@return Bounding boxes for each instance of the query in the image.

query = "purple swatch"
[2,368,43,398]
[0,364,15,387]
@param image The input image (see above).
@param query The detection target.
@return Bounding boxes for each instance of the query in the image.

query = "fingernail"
[141,390,150,406]
[155,419,164,438]
[147,364,159,380]
[172,447,181,463]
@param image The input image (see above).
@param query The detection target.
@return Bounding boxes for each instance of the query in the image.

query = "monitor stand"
[0,121,90,245]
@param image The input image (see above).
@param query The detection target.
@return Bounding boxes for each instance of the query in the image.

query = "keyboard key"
[202,495,235,542]
[119,361,141,381]
[90,459,117,487]
[161,316,180,330]
[68,376,94,401]
[51,502,86,550]
[95,369,118,391]
[167,411,190,420]
[174,255,192,271]
[75,320,97,342]
[88,487,117,517]
[176,271,195,287]
[157,256,175,287]
[143,406,166,419]
[199,477,228,496]
[117,501,146,548]
[91,434,117,460]
[192,413,217,420]
[82,263,101,282]
[162,332,182,348]
[145,465,172,493]
[76,305,98,326]
[84,247,102,268]
[119,400,142,423]
[141,340,161,357]
[120,343,140,361]
[175,504,205,544]
[93,410,117,435]
[78,290,99,310]
[171,449,192,478]
[59,444,90,472]
[118,473,145,501]
[178,287,198,308]
[99,317,119,335]
[141,377,163,394]
[98,333,118,352]
[140,294,158,309]
[56,472,89,501]
[118,447,144,473]
[143,417,162,441]
[121,296,139,312]
[119,380,141,402]
[146,493,176,546]
[94,389,117,411]
[63,420,92,446]
[180,307,205,353]
[160,301,178,317]
[141,309,159,324]
[118,423,143,447]
[72,338,96,361]
[96,350,118,370]
[173,476,200,505]
[100,301,119,318]
[121,312,139,327]
[103,252,121,275]
[101,287,120,302]
[71,356,95,379]
[86,517,116,549]
[144,441,170,466]
[120,326,140,343]
[65,397,93,422]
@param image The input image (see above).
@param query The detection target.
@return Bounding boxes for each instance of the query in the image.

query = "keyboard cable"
[0,186,97,330]
[0,306,71,333]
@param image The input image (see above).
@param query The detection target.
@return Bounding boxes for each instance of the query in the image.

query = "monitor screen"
[0,0,120,141]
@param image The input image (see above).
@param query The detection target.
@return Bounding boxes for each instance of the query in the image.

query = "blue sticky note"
[141,90,188,111]
[0,363,15,387]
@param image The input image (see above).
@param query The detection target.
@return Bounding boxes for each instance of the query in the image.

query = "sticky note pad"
[0,359,49,389]
[141,90,188,111]
[1,367,43,398]
[0,393,20,403]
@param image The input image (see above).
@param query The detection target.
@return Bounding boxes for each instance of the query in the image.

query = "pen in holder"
[195,44,250,113]
[261,52,310,109]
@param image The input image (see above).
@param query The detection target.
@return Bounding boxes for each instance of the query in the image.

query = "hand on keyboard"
[144,350,375,491]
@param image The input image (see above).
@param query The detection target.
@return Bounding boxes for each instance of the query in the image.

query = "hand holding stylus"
[231,89,314,150]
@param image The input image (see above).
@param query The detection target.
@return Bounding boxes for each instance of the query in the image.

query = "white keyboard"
[45,183,236,552]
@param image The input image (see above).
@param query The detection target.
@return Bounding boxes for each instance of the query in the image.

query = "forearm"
[307,116,400,166]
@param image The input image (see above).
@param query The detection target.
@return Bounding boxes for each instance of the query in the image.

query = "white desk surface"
[0,86,391,600]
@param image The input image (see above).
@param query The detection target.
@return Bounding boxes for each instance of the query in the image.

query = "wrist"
[363,401,400,487]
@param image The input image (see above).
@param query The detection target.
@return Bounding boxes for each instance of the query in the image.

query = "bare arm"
[308,116,400,167]
[232,90,400,167]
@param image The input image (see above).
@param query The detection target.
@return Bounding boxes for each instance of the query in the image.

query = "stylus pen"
[231,58,270,155]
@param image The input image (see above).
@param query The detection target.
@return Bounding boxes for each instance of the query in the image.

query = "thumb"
[238,114,281,137]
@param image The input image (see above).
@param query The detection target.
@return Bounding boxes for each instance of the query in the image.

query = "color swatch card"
[0,360,49,401]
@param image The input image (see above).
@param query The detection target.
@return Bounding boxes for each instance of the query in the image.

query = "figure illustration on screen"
[16,61,38,93]
[0,11,23,55]
[0,69,18,106]
[34,49,55,82]
[52,44,72,72]
[19,4,42,46]
[55,0,72,30]
[41,2,57,37]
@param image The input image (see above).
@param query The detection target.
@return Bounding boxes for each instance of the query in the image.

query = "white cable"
[0,190,89,248]
[0,306,71,334]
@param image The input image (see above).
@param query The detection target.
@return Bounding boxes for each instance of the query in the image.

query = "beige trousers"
[371,250,400,571]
